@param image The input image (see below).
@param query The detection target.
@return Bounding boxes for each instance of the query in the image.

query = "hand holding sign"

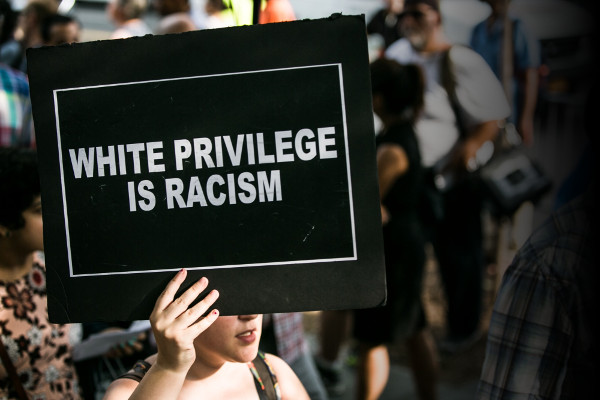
[151,269,220,374]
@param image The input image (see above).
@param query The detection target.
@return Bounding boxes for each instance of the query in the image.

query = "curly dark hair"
[370,58,425,125]
[0,0,18,46]
[0,147,40,230]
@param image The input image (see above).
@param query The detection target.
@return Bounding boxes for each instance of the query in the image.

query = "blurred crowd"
[1,0,596,399]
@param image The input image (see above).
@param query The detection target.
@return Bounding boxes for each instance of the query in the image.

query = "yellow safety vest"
[222,0,267,26]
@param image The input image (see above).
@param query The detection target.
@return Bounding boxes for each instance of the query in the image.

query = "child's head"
[370,58,425,124]
[193,314,262,364]
[0,147,40,231]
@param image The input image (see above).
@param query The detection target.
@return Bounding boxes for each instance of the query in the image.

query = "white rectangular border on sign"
[53,64,357,278]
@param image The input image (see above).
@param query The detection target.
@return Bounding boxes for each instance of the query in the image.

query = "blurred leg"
[316,310,352,396]
[406,329,439,400]
[436,180,484,341]
[356,343,389,400]
[319,310,351,362]
[288,350,329,400]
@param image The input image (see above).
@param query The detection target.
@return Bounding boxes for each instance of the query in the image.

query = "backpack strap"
[119,354,280,399]
[117,359,152,382]
[249,352,281,400]
[440,45,468,139]
[0,338,29,400]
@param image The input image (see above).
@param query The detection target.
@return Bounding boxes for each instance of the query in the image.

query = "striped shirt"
[0,64,34,147]
[263,313,308,363]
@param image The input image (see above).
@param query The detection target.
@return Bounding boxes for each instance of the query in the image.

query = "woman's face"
[8,195,44,253]
[194,314,263,365]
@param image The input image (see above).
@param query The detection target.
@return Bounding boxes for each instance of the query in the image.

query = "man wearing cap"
[386,0,510,353]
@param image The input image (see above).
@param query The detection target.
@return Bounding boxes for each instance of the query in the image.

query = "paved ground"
[303,250,492,400]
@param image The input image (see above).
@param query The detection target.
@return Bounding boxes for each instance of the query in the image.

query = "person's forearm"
[467,120,499,147]
[521,68,539,121]
[456,120,499,168]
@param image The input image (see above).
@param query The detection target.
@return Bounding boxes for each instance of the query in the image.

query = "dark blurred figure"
[367,0,404,49]
[0,0,57,73]
[477,78,599,399]
[41,13,80,46]
[0,0,17,47]
[470,0,540,145]
[552,0,597,210]
[260,313,328,400]
[353,58,438,400]
[386,0,510,353]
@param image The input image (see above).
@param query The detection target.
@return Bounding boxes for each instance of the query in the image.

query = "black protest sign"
[28,15,385,323]
[57,66,353,275]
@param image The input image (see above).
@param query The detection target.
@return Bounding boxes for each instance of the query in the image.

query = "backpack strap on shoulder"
[117,359,152,382]
[249,352,281,400]
[440,45,468,139]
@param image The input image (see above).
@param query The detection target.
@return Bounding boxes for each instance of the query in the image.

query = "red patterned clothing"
[0,258,81,399]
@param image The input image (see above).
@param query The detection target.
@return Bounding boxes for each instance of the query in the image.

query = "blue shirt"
[470,17,540,122]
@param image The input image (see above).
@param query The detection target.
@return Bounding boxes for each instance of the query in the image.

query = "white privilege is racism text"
[67,127,339,211]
